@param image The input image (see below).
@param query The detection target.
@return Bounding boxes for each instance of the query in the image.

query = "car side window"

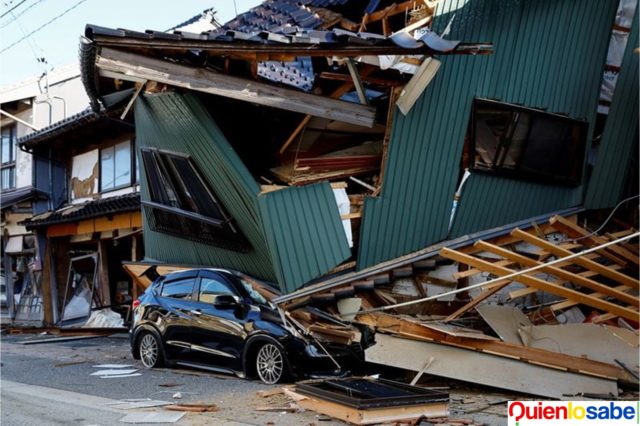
[161,278,194,300]
[199,277,235,304]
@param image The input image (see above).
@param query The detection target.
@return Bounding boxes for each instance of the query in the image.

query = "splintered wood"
[439,215,639,323]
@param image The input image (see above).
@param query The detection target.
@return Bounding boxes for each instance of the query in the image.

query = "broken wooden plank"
[97,48,376,127]
[359,312,631,382]
[476,241,638,305]
[366,333,618,399]
[549,216,638,266]
[509,262,626,300]
[511,229,639,289]
[396,58,441,115]
[440,247,639,322]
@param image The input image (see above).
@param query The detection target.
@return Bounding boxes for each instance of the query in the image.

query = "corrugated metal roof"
[585,11,639,209]
[357,0,617,269]
[258,183,350,293]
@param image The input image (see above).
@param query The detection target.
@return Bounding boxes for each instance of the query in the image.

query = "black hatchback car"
[130,268,366,384]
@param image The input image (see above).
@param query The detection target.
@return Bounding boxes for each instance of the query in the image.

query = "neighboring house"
[0,64,89,323]
[18,106,141,326]
[79,0,638,296]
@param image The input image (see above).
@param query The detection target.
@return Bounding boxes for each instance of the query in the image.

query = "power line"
[0,0,48,29]
[0,0,88,54]
[0,0,26,19]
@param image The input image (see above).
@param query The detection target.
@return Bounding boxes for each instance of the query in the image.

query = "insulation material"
[70,149,99,201]
[333,188,353,247]
[85,308,124,328]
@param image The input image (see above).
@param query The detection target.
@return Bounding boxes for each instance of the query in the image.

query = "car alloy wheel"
[256,343,285,384]
[139,333,160,368]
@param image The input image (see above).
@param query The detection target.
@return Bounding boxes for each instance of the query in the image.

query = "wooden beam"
[476,241,638,305]
[549,216,638,266]
[439,247,639,322]
[444,280,511,322]
[360,312,630,381]
[511,229,639,289]
[93,36,493,58]
[319,72,403,87]
[550,283,633,312]
[509,262,625,300]
[345,59,368,105]
[97,48,376,127]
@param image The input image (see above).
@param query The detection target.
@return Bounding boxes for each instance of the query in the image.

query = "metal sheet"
[358,0,617,269]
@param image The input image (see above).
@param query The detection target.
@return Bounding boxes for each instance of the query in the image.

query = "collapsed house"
[14,0,639,401]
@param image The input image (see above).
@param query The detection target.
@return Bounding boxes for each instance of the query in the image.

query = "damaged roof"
[21,192,140,229]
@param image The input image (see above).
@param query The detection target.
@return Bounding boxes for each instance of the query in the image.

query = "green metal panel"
[358,0,617,268]
[135,92,351,291]
[258,183,350,294]
[135,92,276,281]
[585,12,639,209]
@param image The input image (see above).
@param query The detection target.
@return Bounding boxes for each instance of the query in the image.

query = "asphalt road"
[0,332,511,425]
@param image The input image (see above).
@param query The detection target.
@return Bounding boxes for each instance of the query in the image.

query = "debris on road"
[164,403,219,413]
[285,377,449,425]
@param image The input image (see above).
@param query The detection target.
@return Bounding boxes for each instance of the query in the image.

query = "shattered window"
[140,148,251,253]
[470,99,587,186]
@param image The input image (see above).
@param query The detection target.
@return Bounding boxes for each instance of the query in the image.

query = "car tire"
[255,343,287,384]
[138,330,164,368]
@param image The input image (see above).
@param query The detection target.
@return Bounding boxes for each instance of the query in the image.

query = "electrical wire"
[571,194,640,242]
[0,0,26,19]
[0,0,88,54]
[0,0,47,29]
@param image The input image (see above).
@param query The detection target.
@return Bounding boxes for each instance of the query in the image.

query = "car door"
[156,271,199,359]
[189,271,249,371]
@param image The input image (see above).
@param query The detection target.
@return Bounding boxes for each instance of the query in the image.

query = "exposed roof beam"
[96,48,376,127]
[91,35,492,59]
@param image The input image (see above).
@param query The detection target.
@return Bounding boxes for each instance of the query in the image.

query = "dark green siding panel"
[135,92,276,281]
[358,0,617,268]
[585,13,639,209]
[258,183,351,293]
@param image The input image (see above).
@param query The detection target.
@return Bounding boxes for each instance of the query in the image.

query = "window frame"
[1,123,17,191]
[159,277,197,301]
[196,274,238,304]
[469,98,588,187]
[99,138,138,193]
[140,147,251,252]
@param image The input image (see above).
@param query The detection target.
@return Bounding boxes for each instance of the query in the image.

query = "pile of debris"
[279,214,639,400]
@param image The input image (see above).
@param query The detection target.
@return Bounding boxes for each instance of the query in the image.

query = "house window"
[100,140,132,192]
[469,99,588,186]
[1,124,16,190]
[140,148,251,252]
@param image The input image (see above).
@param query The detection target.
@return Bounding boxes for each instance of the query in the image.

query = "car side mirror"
[213,294,241,309]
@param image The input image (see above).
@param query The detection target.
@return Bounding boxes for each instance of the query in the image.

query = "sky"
[0,0,262,86]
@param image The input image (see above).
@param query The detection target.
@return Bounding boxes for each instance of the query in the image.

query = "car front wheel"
[256,343,286,384]
[138,331,164,368]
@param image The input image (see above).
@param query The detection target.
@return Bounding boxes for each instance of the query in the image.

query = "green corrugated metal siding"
[258,183,350,293]
[135,92,351,291]
[358,0,617,268]
[135,92,276,281]
[585,12,639,209]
